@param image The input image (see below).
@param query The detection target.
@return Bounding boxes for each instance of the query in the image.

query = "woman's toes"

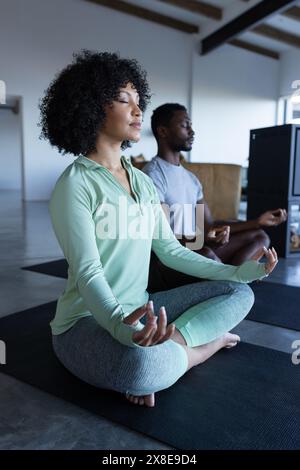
[229,333,240,343]
[125,392,155,407]
[125,393,133,403]
[225,341,238,349]
[144,393,155,407]
[222,333,241,348]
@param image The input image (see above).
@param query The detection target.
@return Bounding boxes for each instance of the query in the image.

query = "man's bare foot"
[125,392,155,407]
[223,332,240,348]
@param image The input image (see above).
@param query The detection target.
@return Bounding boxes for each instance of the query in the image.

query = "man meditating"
[143,103,286,290]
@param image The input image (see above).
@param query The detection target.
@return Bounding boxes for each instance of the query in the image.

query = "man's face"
[164,110,195,152]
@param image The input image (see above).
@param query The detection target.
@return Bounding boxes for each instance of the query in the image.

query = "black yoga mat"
[1,301,299,450]
[248,281,300,331]
[22,259,68,279]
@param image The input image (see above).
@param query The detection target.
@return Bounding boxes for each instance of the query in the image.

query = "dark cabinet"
[247,124,300,257]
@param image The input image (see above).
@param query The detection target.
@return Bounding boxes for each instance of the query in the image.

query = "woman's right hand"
[251,246,278,275]
[123,301,175,347]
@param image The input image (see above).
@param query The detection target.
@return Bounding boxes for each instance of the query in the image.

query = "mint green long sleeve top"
[49,155,267,348]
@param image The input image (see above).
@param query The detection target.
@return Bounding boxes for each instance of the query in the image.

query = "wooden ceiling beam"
[201,0,295,55]
[85,0,199,34]
[158,0,222,21]
[252,23,300,48]
[282,6,300,21]
[229,38,280,59]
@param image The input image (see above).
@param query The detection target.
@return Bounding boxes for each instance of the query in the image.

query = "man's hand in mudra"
[257,209,287,227]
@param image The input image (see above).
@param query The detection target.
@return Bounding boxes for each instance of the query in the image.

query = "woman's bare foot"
[125,333,240,407]
[125,392,155,407]
[223,332,240,348]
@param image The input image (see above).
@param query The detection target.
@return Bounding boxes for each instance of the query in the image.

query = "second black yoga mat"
[0,301,299,450]
[248,281,300,331]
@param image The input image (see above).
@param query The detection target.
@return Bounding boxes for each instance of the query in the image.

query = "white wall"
[0,98,22,190]
[0,0,193,200]
[0,0,281,199]
[279,49,300,97]
[190,44,279,166]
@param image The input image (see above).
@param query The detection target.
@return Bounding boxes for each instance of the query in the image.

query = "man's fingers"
[215,232,226,243]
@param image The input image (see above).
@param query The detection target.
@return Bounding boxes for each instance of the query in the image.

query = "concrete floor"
[0,189,299,450]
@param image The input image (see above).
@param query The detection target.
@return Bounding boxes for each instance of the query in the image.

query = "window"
[277,83,300,125]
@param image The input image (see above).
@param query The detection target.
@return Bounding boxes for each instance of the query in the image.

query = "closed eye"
[119,100,140,107]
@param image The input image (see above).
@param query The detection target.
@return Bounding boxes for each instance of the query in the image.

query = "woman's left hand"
[251,246,278,275]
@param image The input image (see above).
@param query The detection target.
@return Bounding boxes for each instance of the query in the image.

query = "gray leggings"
[52,280,254,396]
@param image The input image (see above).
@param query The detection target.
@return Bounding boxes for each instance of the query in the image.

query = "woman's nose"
[133,103,142,117]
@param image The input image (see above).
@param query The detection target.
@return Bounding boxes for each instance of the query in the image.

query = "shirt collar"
[75,154,131,171]
[156,155,181,168]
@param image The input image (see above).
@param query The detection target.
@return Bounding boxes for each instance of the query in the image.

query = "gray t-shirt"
[142,156,203,237]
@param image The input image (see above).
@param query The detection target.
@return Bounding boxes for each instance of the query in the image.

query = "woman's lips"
[130,123,142,129]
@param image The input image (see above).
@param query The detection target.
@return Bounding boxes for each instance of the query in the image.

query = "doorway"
[0,95,24,197]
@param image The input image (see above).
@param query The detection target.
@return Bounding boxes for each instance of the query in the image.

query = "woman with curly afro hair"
[41,50,275,408]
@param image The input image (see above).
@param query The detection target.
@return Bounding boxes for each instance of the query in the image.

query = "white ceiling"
[238,31,291,52]
[124,0,219,26]
[99,0,300,57]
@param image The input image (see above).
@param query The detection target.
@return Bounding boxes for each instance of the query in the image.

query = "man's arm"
[150,187,268,283]
[197,198,230,246]
[214,208,288,234]
[214,218,259,234]
[201,196,257,234]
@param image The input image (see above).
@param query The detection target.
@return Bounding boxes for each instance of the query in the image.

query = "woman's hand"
[251,246,278,275]
[123,300,175,347]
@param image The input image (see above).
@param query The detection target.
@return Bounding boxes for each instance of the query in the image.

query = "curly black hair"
[38,50,151,155]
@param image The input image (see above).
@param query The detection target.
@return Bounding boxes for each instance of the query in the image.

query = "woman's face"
[102,82,142,144]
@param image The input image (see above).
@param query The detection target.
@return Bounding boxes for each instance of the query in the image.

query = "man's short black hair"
[151,103,187,141]
[39,50,151,156]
